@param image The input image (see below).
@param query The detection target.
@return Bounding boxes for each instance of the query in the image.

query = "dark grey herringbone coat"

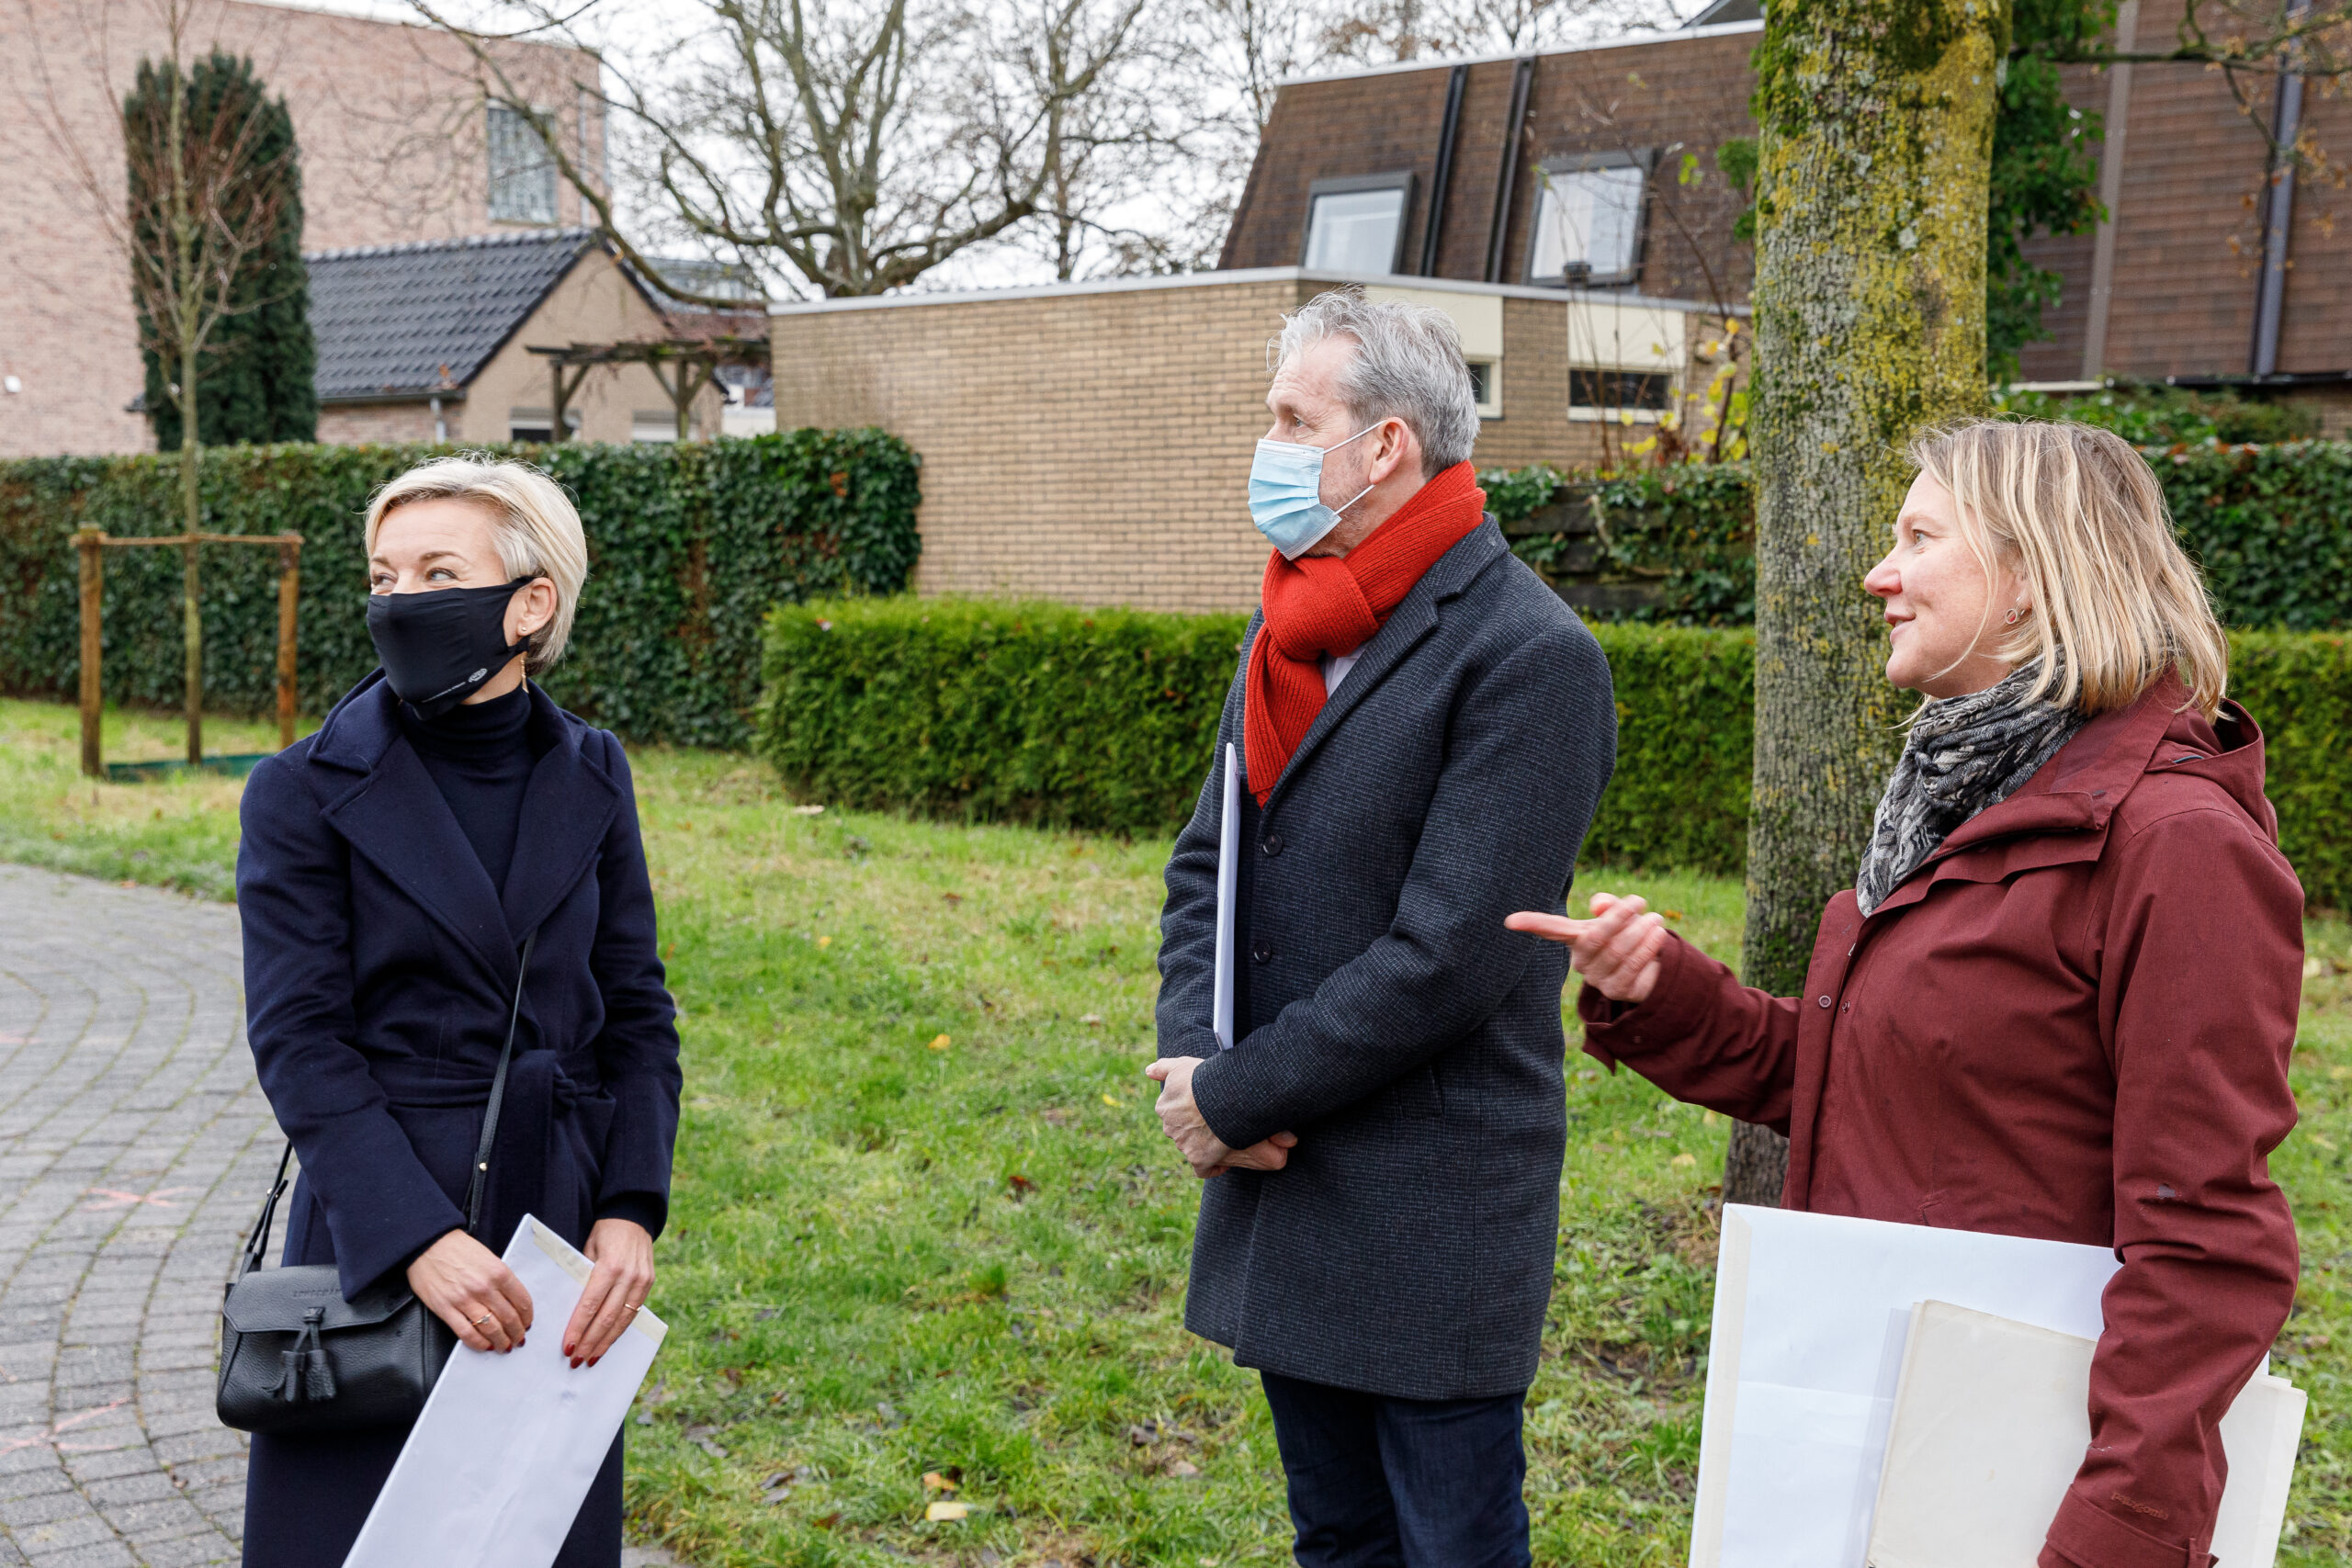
[1156,522,1615,1401]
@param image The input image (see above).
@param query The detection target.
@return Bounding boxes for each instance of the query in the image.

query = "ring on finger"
[471,1312,495,1326]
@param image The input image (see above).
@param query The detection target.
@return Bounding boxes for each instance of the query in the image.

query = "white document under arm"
[1213,741,1238,1050]
[343,1215,668,1568]
[1867,1300,2302,1568]
[1691,1206,2124,1568]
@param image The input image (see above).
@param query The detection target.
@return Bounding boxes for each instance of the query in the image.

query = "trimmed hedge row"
[757,598,1249,831]
[757,602,2352,912]
[1487,442,2352,631]
[0,432,921,747]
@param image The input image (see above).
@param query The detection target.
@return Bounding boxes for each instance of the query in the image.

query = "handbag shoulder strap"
[464,927,539,1235]
[236,929,540,1278]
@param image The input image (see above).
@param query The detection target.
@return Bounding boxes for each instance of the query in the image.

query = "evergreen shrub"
[0,432,920,747]
[757,605,2352,912]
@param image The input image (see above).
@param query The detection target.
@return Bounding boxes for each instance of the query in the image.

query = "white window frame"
[1301,173,1416,276]
[487,103,560,227]
[1526,151,1653,289]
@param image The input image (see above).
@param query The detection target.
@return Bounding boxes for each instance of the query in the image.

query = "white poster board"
[1693,1206,2121,1568]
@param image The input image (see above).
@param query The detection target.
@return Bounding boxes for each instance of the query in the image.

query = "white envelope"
[343,1214,668,1568]
[1214,740,1239,1050]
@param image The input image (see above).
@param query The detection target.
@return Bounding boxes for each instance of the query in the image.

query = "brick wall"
[0,0,601,458]
[314,401,438,446]
[769,273,1729,613]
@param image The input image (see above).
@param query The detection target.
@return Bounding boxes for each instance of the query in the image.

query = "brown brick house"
[0,0,605,457]
[306,230,732,446]
[1227,1,2352,428]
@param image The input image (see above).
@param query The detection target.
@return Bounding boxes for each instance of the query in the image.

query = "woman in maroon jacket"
[1510,418,2301,1568]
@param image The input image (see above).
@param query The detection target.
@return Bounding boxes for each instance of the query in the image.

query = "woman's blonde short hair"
[364,456,590,671]
[1907,418,2228,719]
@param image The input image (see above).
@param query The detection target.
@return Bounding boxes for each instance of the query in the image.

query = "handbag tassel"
[269,1308,337,1404]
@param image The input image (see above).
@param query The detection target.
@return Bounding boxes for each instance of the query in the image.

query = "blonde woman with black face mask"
[234,456,680,1567]
[1511,419,2301,1568]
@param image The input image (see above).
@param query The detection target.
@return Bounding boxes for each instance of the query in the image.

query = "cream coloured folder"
[1865,1301,2304,1568]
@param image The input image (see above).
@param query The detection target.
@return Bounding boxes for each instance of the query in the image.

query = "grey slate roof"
[304,229,599,403]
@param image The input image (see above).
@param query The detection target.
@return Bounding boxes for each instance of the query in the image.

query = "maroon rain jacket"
[1579,676,2302,1568]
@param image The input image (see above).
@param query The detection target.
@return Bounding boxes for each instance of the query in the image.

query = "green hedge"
[757,605,2352,912]
[757,598,1250,832]
[0,432,921,747]
[1487,442,2352,632]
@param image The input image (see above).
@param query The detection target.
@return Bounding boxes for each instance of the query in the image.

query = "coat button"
[1251,942,1272,964]
[1817,995,1832,1009]
[1261,833,1283,857]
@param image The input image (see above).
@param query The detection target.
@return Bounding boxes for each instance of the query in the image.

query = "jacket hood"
[1905,672,2278,884]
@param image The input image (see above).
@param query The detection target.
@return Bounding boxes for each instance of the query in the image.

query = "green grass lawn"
[1,694,2344,1565]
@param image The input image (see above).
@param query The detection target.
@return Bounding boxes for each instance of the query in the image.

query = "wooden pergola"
[526,334,770,442]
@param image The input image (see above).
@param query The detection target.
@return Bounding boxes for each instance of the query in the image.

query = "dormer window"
[1303,174,1416,276]
[1528,152,1651,288]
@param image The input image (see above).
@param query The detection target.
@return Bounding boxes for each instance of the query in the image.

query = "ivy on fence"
[1484,441,2352,632]
[0,432,922,747]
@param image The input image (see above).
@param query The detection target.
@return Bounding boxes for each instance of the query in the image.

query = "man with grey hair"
[1146,288,1616,1564]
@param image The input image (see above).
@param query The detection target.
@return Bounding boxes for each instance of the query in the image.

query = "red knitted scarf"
[1241,461,1486,806]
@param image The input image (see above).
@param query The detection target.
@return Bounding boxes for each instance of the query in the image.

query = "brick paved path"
[0,867,674,1568]
[0,867,269,1567]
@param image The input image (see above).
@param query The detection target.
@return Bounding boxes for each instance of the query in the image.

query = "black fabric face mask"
[365,576,537,719]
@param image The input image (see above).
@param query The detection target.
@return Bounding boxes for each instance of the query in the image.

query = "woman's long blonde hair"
[1907,418,2228,719]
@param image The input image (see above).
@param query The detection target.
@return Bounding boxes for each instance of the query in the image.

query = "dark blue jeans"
[1260,1371,1532,1568]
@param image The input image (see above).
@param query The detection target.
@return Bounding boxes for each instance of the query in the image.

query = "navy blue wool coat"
[1157,523,1616,1402]
[233,671,681,1568]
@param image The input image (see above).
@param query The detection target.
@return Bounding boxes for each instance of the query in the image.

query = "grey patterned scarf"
[1854,659,2086,917]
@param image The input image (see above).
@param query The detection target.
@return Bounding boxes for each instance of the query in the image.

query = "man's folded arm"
[1190,629,1614,1148]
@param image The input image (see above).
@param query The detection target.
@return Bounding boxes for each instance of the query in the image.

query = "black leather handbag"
[217,931,537,1434]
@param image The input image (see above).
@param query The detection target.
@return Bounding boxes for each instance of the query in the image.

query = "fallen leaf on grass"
[1080,1013,1103,1026]
[1661,908,1684,921]
[930,1033,953,1051]
[1008,1173,1037,1201]
[1165,1459,1202,1478]
[790,804,825,816]
[926,1500,971,1522]
[1101,1093,1123,1108]
[942,891,964,904]
[818,935,832,949]
[1702,1110,1719,1126]
[1043,1109,1074,1127]
[813,1510,842,1529]
[1671,1153,1697,1168]
[922,1471,959,1492]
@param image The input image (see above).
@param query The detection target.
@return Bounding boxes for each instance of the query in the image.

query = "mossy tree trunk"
[1725,0,2006,1207]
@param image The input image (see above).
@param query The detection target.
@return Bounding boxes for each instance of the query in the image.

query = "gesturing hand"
[1504,892,1670,1005]
[407,1229,534,1353]
[1143,1055,1299,1179]
[565,1217,655,1368]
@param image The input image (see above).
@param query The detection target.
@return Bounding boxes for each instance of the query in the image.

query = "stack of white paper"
[1691,1206,2296,1568]
[344,1215,669,1568]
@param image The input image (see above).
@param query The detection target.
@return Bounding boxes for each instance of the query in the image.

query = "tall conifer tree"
[128,52,315,449]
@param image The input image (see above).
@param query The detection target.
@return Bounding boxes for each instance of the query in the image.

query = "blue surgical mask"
[1249,425,1378,558]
